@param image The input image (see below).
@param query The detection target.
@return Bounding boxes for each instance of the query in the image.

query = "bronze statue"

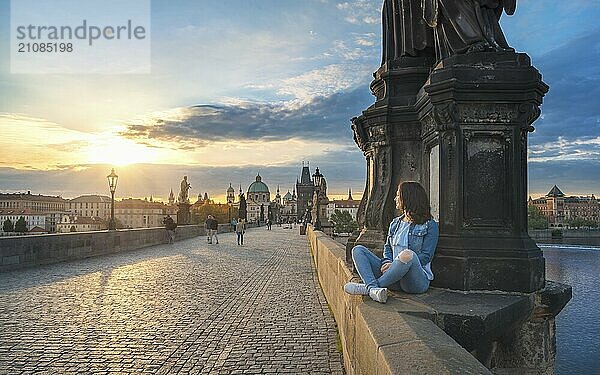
[381,0,435,63]
[422,0,516,60]
[179,176,191,203]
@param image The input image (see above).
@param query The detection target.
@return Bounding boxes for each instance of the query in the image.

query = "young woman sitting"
[344,181,439,303]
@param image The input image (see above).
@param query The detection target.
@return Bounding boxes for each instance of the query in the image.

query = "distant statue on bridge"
[179,176,191,204]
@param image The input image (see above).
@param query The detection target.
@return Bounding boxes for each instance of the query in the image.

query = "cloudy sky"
[0,0,599,201]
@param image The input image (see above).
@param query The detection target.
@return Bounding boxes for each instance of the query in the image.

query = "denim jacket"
[382,216,439,266]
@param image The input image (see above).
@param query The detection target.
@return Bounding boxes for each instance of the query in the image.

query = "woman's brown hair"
[396,181,432,224]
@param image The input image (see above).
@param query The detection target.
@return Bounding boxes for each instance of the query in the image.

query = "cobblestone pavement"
[0,227,344,374]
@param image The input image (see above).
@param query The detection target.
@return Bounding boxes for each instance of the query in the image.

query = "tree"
[14,217,28,233]
[527,206,548,230]
[330,210,358,235]
[2,219,14,233]
[192,203,238,225]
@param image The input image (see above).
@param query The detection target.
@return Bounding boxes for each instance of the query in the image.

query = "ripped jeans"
[351,245,430,294]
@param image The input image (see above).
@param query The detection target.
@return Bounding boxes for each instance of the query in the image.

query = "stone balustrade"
[307,225,492,374]
[0,222,255,272]
[307,225,571,374]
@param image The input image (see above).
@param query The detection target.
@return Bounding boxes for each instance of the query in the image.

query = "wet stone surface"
[0,227,343,374]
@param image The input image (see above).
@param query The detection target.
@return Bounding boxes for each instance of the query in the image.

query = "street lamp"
[312,168,323,230]
[107,168,118,230]
[228,202,232,229]
[314,194,322,231]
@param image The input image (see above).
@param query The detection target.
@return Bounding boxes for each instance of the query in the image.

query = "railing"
[0,221,264,272]
[0,225,203,272]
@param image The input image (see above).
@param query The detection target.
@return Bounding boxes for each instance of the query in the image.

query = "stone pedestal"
[417,52,549,292]
[351,57,435,255]
[177,203,191,225]
[399,281,572,374]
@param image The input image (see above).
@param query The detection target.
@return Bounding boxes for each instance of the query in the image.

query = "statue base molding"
[177,203,192,225]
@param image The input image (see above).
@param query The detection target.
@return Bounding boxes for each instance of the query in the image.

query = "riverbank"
[530,229,600,248]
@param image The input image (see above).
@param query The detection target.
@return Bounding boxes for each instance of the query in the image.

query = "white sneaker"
[369,287,388,303]
[343,282,368,295]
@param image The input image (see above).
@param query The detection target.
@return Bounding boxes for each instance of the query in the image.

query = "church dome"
[248,173,270,193]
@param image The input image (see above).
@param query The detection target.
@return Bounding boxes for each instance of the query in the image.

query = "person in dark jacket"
[235,218,246,246]
[210,215,219,244]
[163,215,177,244]
[205,215,219,244]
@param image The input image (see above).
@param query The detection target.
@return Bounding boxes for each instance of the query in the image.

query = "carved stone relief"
[458,103,518,123]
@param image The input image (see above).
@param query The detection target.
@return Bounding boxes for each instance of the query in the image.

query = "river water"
[541,242,600,374]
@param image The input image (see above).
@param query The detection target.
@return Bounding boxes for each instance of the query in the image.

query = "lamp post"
[107,168,118,230]
[312,168,323,230]
[228,202,232,229]
[315,196,322,231]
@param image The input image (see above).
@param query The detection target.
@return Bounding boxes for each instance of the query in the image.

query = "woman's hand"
[380,262,391,274]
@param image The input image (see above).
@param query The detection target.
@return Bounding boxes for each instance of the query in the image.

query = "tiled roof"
[29,226,47,232]
[565,196,600,204]
[546,185,565,197]
[115,198,166,209]
[529,198,546,204]
[75,217,103,225]
[68,195,112,203]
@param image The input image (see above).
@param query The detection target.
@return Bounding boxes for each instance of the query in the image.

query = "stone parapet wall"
[0,222,261,272]
[308,225,571,374]
[0,225,205,272]
[307,225,491,375]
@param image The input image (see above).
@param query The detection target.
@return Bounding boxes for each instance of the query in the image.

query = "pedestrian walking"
[205,215,218,244]
[236,218,246,246]
[210,215,219,244]
[163,215,177,244]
